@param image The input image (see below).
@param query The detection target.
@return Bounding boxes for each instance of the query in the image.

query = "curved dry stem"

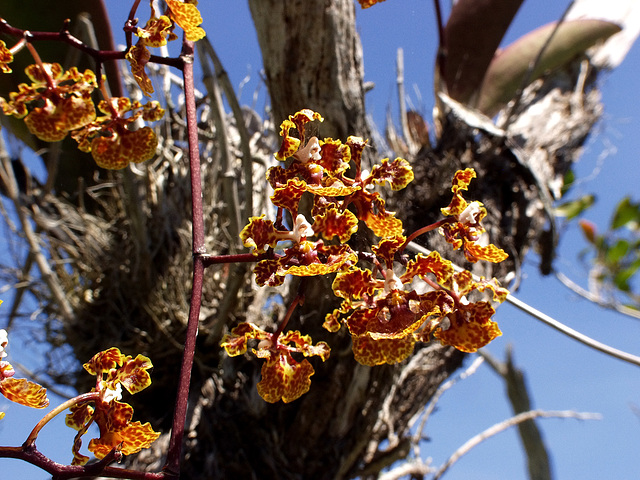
[406,240,640,368]
[506,293,640,367]
[25,392,99,447]
[433,409,601,480]
[555,271,640,320]
[402,219,447,251]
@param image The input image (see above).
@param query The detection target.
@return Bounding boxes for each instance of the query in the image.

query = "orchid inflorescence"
[0,0,205,170]
[221,109,509,403]
[0,0,507,459]
[0,0,206,466]
[65,348,160,465]
[0,304,159,464]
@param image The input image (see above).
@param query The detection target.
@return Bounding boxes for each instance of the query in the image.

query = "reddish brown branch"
[0,18,183,68]
[163,37,202,477]
[201,251,270,268]
[0,444,164,480]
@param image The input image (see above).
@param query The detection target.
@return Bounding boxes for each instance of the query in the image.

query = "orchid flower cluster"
[221,110,509,403]
[0,1,205,169]
[0,1,207,466]
[65,348,160,465]
[0,302,159,464]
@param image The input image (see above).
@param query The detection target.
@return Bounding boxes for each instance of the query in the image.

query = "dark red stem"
[163,38,201,477]
[274,290,305,340]
[0,18,183,68]
[0,444,164,479]
[402,218,449,251]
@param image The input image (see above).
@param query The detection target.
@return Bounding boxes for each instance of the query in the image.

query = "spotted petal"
[0,40,13,73]
[280,331,331,361]
[401,251,454,284]
[220,323,271,357]
[464,241,509,263]
[137,15,177,47]
[88,419,160,459]
[332,267,378,300]
[126,43,153,96]
[84,347,126,375]
[352,334,415,366]
[367,157,414,191]
[90,127,158,170]
[433,302,502,352]
[312,207,358,243]
[0,377,49,408]
[166,0,206,41]
[372,236,405,266]
[441,168,476,217]
[240,215,281,254]
[112,354,153,395]
[257,352,315,403]
[275,110,323,160]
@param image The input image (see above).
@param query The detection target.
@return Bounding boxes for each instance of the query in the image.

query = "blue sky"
[2,1,640,478]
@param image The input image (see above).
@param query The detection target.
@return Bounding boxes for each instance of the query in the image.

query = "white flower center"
[459,201,482,225]
[383,269,403,293]
[103,383,123,403]
[291,214,314,243]
[0,329,8,359]
[293,136,322,163]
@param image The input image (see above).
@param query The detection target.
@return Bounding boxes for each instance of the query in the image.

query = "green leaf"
[613,257,640,292]
[611,197,640,230]
[605,239,629,264]
[554,194,595,220]
[476,19,622,116]
[561,169,575,196]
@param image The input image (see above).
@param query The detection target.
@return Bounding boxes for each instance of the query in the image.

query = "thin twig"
[433,409,601,480]
[396,48,415,153]
[555,271,640,320]
[506,293,640,367]
[411,356,485,447]
[406,241,640,368]
[197,41,242,243]
[378,459,433,480]
[480,348,552,480]
[0,443,163,480]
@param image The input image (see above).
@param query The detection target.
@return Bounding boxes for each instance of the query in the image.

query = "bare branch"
[406,241,640,368]
[378,458,434,480]
[480,348,551,480]
[555,271,640,320]
[433,410,601,480]
[506,292,640,367]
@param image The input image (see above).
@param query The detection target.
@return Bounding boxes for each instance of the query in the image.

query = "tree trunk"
[165,4,601,479]
[171,2,467,478]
